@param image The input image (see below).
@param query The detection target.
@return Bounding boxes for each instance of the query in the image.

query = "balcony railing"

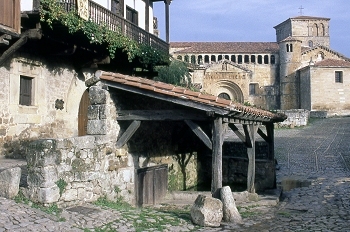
[40,0,169,53]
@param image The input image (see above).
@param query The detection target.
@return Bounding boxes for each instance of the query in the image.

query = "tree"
[154,59,191,87]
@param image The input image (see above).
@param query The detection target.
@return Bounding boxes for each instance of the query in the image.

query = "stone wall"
[25,136,134,207]
[0,53,87,158]
[276,109,309,127]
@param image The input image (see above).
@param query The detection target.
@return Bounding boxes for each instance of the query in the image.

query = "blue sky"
[154,0,350,58]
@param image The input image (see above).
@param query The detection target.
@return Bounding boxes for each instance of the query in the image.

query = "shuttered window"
[126,6,138,25]
[19,76,33,106]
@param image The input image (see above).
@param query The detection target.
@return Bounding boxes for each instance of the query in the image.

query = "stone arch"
[198,55,203,64]
[214,80,244,103]
[204,55,209,63]
[211,55,216,62]
[319,23,325,36]
[312,23,318,36]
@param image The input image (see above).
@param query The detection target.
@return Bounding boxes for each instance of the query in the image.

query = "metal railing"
[43,0,169,53]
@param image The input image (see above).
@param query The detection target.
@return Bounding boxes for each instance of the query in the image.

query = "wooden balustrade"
[45,0,169,53]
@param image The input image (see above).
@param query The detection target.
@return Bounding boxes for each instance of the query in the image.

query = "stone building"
[170,16,350,115]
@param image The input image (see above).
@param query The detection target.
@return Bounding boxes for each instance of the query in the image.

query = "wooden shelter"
[88,71,287,197]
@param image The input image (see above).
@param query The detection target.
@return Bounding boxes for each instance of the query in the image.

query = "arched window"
[218,93,230,100]
[244,55,249,64]
[286,44,289,52]
[184,55,189,62]
[211,55,216,62]
[312,23,318,36]
[204,55,209,63]
[225,55,229,60]
[264,55,269,64]
[231,55,236,63]
[320,23,325,36]
[238,55,242,64]
[191,55,196,64]
[308,40,313,47]
[251,55,256,63]
[258,55,262,64]
[177,55,182,61]
[198,55,203,64]
[218,55,223,61]
[290,44,293,52]
[270,55,275,64]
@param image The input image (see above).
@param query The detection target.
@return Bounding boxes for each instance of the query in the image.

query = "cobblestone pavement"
[1,117,350,231]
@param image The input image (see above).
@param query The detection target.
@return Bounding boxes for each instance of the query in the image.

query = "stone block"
[99,104,107,119]
[89,86,107,105]
[88,105,100,120]
[27,166,58,188]
[87,120,107,135]
[190,195,223,227]
[220,186,242,223]
[38,186,60,203]
[0,167,21,199]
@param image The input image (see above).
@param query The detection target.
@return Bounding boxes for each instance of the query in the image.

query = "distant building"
[170,16,350,115]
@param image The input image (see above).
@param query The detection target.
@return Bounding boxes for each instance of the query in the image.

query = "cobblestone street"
[1,117,350,231]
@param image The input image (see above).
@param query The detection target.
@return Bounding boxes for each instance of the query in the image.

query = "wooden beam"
[116,120,141,148]
[257,127,268,142]
[117,110,210,121]
[243,124,259,193]
[228,124,245,143]
[211,117,224,198]
[184,120,212,150]
[0,34,11,46]
[265,123,275,160]
[0,34,27,66]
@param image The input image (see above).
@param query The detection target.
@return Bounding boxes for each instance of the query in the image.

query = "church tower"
[278,37,302,110]
[274,16,330,48]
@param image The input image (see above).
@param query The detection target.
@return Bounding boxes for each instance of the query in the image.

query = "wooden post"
[266,123,275,160]
[145,0,150,32]
[243,124,258,193]
[164,0,171,43]
[211,117,224,198]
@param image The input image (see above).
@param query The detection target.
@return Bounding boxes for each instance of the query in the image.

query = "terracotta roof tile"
[314,59,350,67]
[96,71,287,123]
[170,42,279,54]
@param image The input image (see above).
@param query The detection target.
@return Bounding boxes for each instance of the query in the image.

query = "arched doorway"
[215,81,244,103]
[78,89,90,136]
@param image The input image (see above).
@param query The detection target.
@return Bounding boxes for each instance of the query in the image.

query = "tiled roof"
[314,59,350,67]
[94,71,286,123]
[170,42,279,54]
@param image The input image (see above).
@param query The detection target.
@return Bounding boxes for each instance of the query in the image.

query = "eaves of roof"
[170,42,279,54]
[87,71,287,123]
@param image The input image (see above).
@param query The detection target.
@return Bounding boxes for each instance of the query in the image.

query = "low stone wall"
[276,109,309,128]
[25,136,134,207]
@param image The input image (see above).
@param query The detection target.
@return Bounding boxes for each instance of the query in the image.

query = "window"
[251,55,256,63]
[126,6,138,25]
[218,93,230,100]
[308,40,313,48]
[244,55,249,64]
[270,55,275,64]
[111,0,122,15]
[204,55,209,63]
[249,83,258,95]
[238,55,242,64]
[335,71,343,83]
[231,55,236,63]
[211,55,216,62]
[264,55,269,64]
[19,76,33,106]
[177,55,182,61]
[218,55,223,61]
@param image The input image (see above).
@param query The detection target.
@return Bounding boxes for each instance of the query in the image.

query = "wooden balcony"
[40,0,169,53]
[0,0,21,35]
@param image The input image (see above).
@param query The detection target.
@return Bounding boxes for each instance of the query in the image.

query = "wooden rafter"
[184,120,212,150]
[116,120,141,148]
[117,110,210,121]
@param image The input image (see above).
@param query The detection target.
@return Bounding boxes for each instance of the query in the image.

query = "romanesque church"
[170,16,350,116]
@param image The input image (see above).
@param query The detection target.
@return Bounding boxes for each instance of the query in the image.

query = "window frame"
[126,6,138,25]
[249,83,258,95]
[19,75,34,106]
[335,71,343,83]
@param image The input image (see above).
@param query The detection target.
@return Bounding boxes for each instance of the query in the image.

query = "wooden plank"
[244,124,259,193]
[117,110,209,121]
[116,120,141,148]
[211,117,224,198]
[185,120,212,150]
[228,124,245,143]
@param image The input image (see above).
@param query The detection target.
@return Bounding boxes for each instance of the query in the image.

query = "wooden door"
[136,164,168,206]
[78,90,90,136]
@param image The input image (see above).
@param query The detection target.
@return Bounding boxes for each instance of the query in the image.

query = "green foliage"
[14,190,63,217]
[56,178,68,196]
[39,0,169,65]
[94,196,132,211]
[154,60,191,87]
